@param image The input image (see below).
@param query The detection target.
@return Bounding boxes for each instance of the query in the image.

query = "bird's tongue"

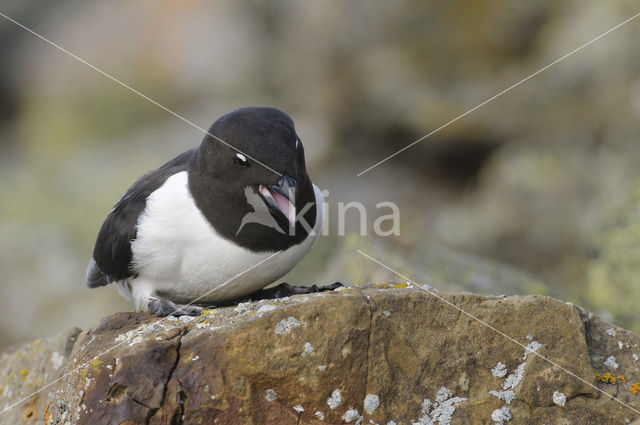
[271,190,296,225]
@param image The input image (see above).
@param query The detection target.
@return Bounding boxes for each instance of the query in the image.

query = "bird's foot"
[247,282,344,301]
[147,298,204,317]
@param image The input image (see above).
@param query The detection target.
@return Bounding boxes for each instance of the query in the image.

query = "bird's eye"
[295,138,300,149]
[234,153,248,166]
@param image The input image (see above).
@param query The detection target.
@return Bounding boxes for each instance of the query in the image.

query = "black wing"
[85,148,197,287]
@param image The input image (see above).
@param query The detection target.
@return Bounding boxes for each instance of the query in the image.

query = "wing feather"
[85,148,197,287]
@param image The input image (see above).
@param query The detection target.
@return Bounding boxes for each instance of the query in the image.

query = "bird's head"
[189,107,317,251]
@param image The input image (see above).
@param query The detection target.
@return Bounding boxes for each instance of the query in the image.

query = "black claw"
[245,282,345,301]
[325,282,344,291]
[146,283,347,315]
[181,306,204,316]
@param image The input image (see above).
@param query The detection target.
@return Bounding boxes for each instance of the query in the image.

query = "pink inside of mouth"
[272,190,296,224]
[260,186,296,224]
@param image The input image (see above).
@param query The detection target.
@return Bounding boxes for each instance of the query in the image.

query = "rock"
[0,326,81,422]
[2,285,640,424]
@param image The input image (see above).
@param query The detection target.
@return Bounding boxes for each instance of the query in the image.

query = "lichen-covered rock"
[0,327,81,423]
[1,285,640,424]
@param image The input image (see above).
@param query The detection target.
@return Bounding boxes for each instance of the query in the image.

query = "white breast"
[127,171,322,307]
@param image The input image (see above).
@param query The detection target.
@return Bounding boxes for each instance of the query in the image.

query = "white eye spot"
[234,153,248,166]
[295,138,299,149]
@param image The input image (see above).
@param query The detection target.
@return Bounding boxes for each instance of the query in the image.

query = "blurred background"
[1,0,640,348]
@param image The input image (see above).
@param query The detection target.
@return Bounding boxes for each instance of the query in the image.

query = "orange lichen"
[89,358,103,370]
[44,402,50,424]
[594,371,625,384]
[630,383,640,395]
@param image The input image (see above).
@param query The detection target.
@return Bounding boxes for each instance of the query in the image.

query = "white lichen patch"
[489,347,533,420]
[114,321,177,347]
[604,355,619,369]
[633,353,639,361]
[327,389,342,409]
[293,404,304,413]
[491,362,508,378]
[51,351,64,370]
[491,406,511,424]
[606,328,616,337]
[523,341,542,360]
[179,315,194,323]
[79,336,96,352]
[412,387,466,425]
[618,341,624,350]
[234,302,252,314]
[488,390,515,404]
[552,391,566,407]
[265,389,277,402]
[275,317,302,335]
[503,363,526,390]
[318,365,327,371]
[315,411,325,420]
[302,342,314,355]
[382,310,391,317]
[343,409,363,424]
[526,333,534,341]
[363,394,380,414]
[256,304,278,316]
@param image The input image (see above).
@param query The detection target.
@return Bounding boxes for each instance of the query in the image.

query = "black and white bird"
[86,107,333,316]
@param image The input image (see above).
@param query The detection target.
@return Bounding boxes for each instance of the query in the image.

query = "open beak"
[259,175,296,225]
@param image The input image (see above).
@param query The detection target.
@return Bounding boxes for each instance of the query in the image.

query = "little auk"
[86,106,339,316]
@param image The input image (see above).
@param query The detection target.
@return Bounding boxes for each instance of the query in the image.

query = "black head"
[188,107,317,252]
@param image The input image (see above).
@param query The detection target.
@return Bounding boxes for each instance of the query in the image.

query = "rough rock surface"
[2,284,640,425]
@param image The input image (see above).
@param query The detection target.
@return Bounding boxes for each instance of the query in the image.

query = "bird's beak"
[259,175,296,225]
